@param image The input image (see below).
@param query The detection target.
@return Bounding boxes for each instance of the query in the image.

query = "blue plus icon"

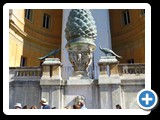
[137,89,158,110]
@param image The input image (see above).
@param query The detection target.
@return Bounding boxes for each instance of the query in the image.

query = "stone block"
[40,79,65,86]
[98,75,121,84]
[67,78,95,85]
[41,58,62,80]
[98,56,119,76]
[41,66,50,80]
[64,79,98,109]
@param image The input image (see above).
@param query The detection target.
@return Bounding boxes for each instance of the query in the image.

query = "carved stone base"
[66,39,96,78]
[73,71,87,77]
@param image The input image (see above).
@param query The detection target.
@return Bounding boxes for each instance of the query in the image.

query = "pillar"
[40,58,65,109]
[98,56,121,109]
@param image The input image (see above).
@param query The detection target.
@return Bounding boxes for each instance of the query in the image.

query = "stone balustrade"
[9,63,145,80]
[118,63,145,75]
[9,67,42,79]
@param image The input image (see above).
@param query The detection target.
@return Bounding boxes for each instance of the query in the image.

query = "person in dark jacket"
[116,104,122,109]
[40,98,50,109]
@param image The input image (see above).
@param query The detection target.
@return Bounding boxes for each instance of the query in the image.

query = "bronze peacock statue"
[38,48,60,60]
[99,45,122,59]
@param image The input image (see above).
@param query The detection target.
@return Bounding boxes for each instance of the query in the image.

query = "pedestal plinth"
[98,56,119,77]
[40,58,64,109]
[98,56,121,109]
[64,78,98,109]
[41,58,62,80]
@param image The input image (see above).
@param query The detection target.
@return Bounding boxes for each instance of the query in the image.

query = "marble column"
[61,9,72,80]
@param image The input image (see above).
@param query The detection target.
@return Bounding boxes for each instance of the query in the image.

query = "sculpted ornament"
[65,9,97,77]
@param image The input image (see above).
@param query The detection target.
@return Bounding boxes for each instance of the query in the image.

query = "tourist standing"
[14,103,22,109]
[40,98,50,109]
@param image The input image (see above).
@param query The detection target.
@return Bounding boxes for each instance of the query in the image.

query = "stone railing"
[9,67,42,80]
[9,63,145,80]
[118,63,145,75]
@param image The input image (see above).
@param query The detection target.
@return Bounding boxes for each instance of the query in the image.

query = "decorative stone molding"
[67,44,94,77]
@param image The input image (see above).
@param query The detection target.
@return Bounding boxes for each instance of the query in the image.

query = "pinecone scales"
[65,9,97,41]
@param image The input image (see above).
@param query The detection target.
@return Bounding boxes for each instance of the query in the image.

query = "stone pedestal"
[98,56,122,109]
[98,56,119,77]
[98,78,121,109]
[40,58,64,109]
[40,85,64,109]
[41,58,62,80]
[64,78,99,109]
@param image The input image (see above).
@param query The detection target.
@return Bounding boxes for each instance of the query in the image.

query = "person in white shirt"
[14,103,22,109]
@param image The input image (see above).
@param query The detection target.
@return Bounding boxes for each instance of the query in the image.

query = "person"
[14,103,22,109]
[79,101,87,109]
[73,104,81,109]
[40,98,50,109]
[116,104,122,109]
[30,105,37,109]
[22,105,29,109]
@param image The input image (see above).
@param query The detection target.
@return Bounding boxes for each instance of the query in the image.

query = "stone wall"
[9,63,145,109]
[64,79,99,109]
[9,67,42,109]
[121,78,145,109]
[9,80,41,109]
